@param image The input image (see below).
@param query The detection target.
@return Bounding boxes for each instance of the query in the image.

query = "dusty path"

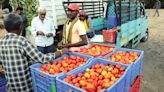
[136,9,164,92]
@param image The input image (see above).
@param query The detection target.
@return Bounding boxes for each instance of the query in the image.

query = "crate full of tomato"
[101,48,144,84]
[30,52,93,92]
[75,44,116,57]
[56,58,132,92]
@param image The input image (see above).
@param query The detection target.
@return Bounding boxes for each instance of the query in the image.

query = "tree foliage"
[10,0,39,26]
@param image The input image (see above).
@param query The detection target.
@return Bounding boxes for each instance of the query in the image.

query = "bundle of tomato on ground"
[63,63,125,92]
[105,51,140,64]
[77,45,115,57]
[38,55,88,75]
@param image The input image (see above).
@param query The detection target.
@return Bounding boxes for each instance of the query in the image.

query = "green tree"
[10,0,39,26]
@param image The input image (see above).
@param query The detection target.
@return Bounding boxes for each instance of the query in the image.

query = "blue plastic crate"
[0,78,7,92]
[0,78,7,86]
[102,47,144,85]
[30,52,93,92]
[0,85,6,92]
[56,58,132,92]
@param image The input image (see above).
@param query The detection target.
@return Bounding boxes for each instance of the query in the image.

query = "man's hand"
[58,44,70,49]
[37,31,45,36]
[58,42,63,49]
[61,44,69,48]
[61,48,69,55]
[46,33,53,37]
[54,48,69,58]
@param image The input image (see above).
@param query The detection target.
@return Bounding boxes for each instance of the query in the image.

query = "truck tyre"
[123,40,132,49]
[126,43,132,49]
[141,29,149,42]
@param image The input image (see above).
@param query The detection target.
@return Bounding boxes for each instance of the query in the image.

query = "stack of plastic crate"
[30,52,93,92]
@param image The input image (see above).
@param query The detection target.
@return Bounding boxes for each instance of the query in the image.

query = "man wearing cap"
[58,3,88,51]
[79,10,95,39]
[16,6,27,37]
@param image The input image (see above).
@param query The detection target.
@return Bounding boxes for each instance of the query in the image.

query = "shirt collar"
[5,33,18,37]
[37,16,48,22]
[67,17,79,24]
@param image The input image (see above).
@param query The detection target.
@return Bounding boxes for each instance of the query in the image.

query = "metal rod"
[99,1,101,17]
[120,0,122,26]
[63,1,104,19]
[82,3,84,10]
[129,0,131,21]
[114,0,119,26]
[136,0,137,19]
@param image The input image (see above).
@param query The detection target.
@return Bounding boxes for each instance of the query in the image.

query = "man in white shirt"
[31,7,56,54]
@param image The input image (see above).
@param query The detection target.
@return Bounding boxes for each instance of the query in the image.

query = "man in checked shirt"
[0,13,68,92]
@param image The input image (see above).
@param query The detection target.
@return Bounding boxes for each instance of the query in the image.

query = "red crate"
[102,28,117,43]
[129,75,142,92]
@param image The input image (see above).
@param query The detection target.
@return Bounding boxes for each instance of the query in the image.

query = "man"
[0,9,7,39]
[79,10,95,39]
[153,0,161,17]
[0,13,68,92]
[0,9,7,41]
[16,6,27,37]
[58,3,88,51]
[31,7,56,54]
[0,9,6,73]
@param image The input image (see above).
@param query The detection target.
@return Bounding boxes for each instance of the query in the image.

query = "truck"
[62,0,149,48]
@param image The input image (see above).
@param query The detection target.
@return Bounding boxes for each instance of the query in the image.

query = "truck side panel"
[112,2,148,47]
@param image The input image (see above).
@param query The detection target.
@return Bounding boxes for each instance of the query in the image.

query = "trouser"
[87,30,95,38]
[154,9,159,16]
[21,29,26,37]
[37,44,56,54]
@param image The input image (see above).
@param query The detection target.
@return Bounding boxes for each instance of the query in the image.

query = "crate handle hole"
[38,74,46,78]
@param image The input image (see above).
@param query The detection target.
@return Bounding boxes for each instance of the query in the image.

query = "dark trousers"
[37,44,56,54]
[87,31,95,38]
[154,9,159,16]
[21,29,26,37]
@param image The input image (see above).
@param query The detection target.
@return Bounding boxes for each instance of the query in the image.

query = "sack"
[87,31,95,38]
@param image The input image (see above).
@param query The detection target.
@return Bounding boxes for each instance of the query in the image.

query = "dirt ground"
[136,9,164,92]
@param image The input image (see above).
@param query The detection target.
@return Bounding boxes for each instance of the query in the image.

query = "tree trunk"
[0,0,3,9]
